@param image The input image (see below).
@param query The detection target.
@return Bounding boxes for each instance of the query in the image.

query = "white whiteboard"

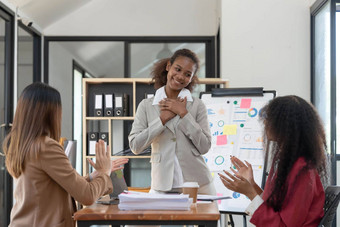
[201,91,275,212]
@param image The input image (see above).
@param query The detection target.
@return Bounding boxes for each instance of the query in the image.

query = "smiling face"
[165,56,197,93]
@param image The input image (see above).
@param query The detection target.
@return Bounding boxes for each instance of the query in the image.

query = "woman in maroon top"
[219,95,328,227]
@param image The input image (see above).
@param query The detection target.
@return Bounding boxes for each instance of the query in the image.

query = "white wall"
[221,0,312,101]
[43,0,219,36]
[48,42,74,139]
[220,1,313,225]
[48,42,96,139]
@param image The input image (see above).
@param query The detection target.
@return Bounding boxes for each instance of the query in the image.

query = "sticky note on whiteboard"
[216,135,227,145]
[223,125,237,135]
[240,99,252,109]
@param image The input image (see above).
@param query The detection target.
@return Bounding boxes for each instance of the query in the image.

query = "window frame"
[17,21,42,82]
[0,3,15,226]
[311,0,338,185]
[44,36,219,83]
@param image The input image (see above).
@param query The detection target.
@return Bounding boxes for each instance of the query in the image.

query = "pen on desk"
[123,190,146,194]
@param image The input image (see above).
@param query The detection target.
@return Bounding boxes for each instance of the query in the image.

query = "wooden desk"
[74,202,220,227]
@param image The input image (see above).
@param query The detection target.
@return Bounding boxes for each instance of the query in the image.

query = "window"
[0,5,14,227]
[311,0,338,187]
[73,61,92,174]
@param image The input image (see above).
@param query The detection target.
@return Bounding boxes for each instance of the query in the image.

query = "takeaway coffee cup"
[182,182,199,203]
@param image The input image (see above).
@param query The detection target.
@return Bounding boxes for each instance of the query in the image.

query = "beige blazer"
[9,137,113,227]
[129,97,212,191]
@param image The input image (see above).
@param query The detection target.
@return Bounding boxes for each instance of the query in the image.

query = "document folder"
[123,93,129,116]
[114,94,123,116]
[99,132,109,147]
[87,132,98,155]
[104,94,114,116]
[114,93,129,116]
[94,94,103,116]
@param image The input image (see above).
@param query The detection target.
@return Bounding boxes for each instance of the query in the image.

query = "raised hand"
[229,156,263,195]
[111,158,129,172]
[87,140,111,176]
[230,156,254,184]
[218,170,258,200]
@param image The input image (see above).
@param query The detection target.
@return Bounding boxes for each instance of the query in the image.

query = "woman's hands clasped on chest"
[159,97,188,125]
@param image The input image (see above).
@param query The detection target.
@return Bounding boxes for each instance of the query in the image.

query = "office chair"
[318,185,340,227]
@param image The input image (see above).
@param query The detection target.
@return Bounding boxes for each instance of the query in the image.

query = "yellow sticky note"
[223,124,237,135]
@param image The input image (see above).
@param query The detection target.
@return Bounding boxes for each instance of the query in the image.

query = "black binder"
[123,93,129,116]
[99,132,109,146]
[87,132,98,155]
[104,94,114,116]
[94,94,103,116]
[114,93,129,116]
[114,93,123,116]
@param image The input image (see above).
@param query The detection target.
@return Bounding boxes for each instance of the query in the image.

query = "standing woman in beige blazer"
[129,49,215,195]
[3,82,128,227]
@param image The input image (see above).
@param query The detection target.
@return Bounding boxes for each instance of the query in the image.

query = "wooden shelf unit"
[82,78,229,176]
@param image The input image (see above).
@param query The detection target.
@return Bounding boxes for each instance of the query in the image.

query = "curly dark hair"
[151,48,199,92]
[260,95,328,212]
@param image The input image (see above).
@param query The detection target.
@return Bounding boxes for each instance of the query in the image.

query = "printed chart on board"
[201,92,275,212]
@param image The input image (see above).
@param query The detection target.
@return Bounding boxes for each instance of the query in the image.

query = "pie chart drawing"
[244,134,251,142]
[215,156,224,165]
[248,108,258,117]
[233,192,241,199]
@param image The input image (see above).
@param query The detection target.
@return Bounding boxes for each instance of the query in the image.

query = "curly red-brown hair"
[261,95,328,212]
[151,48,199,92]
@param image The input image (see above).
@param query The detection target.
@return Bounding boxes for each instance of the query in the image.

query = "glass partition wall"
[311,0,339,225]
[17,25,33,97]
[0,7,14,227]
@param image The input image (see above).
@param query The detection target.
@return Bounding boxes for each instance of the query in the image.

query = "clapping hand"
[218,170,258,201]
[218,156,261,201]
[111,158,129,172]
[87,140,111,176]
[230,156,255,184]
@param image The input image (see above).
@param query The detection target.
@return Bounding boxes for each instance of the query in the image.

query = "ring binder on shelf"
[114,93,129,116]
[123,93,129,116]
[114,94,123,116]
[104,94,114,116]
[94,94,103,116]
[114,94,123,117]
[87,132,98,155]
[99,132,109,148]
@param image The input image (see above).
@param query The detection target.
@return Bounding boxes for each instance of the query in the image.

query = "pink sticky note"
[216,135,227,146]
[217,193,223,204]
[240,99,252,109]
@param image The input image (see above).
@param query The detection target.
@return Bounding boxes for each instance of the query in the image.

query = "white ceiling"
[2,0,217,78]
[11,0,93,29]
[7,0,220,35]
[16,0,91,29]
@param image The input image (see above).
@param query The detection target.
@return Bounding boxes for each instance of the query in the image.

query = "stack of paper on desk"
[118,193,192,210]
[197,194,232,201]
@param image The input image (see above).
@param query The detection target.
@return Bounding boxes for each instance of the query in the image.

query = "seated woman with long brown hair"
[3,82,128,227]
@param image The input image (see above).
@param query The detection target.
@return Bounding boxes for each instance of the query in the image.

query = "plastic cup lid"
[182,182,199,188]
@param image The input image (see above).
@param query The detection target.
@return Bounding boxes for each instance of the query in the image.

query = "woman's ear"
[166,61,171,71]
